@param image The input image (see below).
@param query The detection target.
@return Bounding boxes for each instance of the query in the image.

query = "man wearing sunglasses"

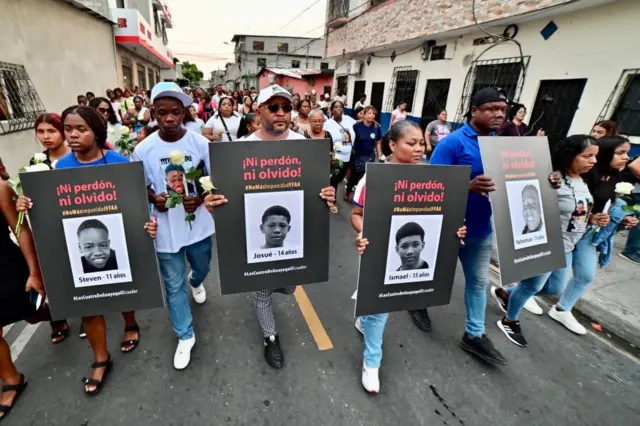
[217,85,335,369]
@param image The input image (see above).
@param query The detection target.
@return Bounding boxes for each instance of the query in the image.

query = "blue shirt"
[56,150,130,169]
[353,121,381,158]
[429,122,492,238]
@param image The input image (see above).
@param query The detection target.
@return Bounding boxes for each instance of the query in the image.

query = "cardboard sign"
[355,163,471,317]
[20,162,165,320]
[210,139,330,294]
[478,136,566,285]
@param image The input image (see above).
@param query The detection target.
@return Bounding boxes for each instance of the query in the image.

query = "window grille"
[385,66,419,113]
[597,69,640,137]
[0,62,46,135]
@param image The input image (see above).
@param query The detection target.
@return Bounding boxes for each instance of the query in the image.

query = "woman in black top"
[0,180,45,421]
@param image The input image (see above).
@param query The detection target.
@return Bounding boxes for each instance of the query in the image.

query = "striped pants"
[253,286,297,337]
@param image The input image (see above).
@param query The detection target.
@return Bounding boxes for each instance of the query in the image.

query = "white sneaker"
[361,362,380,394]
[174,335,196,370]
[548,305,586,335]
[523,297,543,315]
[191,284,207,304]
[355,317,364,335]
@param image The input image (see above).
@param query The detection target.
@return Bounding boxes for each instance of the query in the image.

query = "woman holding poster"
[17,106,158,395]
[0,180,46,421]
[491,135,602,346]
[350,120,466,393]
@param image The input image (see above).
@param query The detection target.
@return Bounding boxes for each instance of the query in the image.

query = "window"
[162,22,168,45]
[122,64,133,90]
[320,62,329,70]
[116,0,124,7]
[253,41,264,51]
[370,0,388,7]
[430,45,446,61]
[336,75,348,98]
[385,67,419,113]
[257,58,267,68]
[153,6,161,36]
[328,0,350,21]
[613,74,640,136]
[277,43,289,54]
[0,62,46,134]
[137,64,147,90]
[291,60,300,68]
[324,86,332,95]
[148,69,155,88]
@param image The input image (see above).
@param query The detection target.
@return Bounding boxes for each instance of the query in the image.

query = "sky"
[164,0,327,77]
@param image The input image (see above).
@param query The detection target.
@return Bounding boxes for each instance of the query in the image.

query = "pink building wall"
[259,71,333,97]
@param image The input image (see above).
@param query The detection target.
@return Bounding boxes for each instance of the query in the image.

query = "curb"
[487,264,640,349]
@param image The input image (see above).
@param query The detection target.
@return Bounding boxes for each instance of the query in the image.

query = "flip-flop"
[0,374,28,422]
[120,324,140,353]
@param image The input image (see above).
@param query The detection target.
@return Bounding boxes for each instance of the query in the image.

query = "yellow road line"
[294,286,333,351]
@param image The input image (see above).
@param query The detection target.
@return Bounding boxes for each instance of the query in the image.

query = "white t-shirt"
[391,108,407,123]
[131,130,215,253]
[183,121,202,133]
[324,116,357,163]
[244,130,304,141]
[204,113,241,141]
[354,101,366,110]
[334,95,347,105]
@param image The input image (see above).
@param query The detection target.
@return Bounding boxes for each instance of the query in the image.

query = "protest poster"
[210,139,330,294]
[355,163,471,317]
[478,136,566,285]
[20,162,165,320]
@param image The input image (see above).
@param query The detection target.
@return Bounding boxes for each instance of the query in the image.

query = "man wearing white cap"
[132,82,215,370]
[206,85,335,369]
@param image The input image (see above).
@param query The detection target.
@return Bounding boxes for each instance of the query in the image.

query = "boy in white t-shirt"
[132,82,215,370]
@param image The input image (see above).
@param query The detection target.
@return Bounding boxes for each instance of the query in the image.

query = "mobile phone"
[29,291,43,311]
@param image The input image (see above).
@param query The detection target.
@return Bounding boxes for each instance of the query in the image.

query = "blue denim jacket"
[592,198,633,268]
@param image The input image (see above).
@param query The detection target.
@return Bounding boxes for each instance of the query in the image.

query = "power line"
[277,0,323,32]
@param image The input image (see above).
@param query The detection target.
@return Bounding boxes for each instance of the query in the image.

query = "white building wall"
[336,0,640,139]
[0,0,119,174]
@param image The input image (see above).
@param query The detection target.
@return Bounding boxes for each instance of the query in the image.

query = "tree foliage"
[181,61,204,84]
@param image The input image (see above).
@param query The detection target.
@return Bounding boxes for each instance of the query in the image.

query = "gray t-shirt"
[556,175,593,252]
[425,120,451,146]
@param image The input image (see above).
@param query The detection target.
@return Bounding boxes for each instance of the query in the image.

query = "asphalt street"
[3,194,640,426]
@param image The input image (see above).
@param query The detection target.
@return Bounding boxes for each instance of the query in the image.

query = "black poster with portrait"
[479,136,566,285]
[210,139,330,294]
[355,163,471,317]
[20,162,165,321]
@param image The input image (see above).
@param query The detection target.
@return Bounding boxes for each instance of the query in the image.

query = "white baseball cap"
[151,82,192,107]
[256,84,293,106]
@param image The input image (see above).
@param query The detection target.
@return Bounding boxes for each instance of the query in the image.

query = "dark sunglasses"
[97,107,110,113]
[266,103,293,113]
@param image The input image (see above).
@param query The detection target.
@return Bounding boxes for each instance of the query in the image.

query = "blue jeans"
[622,225,640,257]
[458,234,493,337]
[157,236,213,340]
[361,313,389,368]
[558,231,597,311]
[506,252,572,320]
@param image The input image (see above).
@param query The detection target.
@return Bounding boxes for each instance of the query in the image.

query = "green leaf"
[185,168,203,180]
[18,167,27,173]
[634,205,640,212]
[621,205,635,212]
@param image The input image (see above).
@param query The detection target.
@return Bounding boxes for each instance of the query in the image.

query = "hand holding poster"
[19,162,165,320]
[210,139,330,294]
[355,163,471,317]
[478,136,566,285]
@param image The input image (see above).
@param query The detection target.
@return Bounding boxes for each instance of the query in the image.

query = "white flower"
[33,153,47,163]
[334,142,343,152]
[199,176,215,192]
[120,126,130,135]
[168,150,185,166]
[108,127,115,134]
[51,160,58,169]
[25,163,50,172]
[615,182,634,195]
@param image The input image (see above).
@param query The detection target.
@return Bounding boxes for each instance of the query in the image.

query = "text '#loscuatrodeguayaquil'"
[392,179,445,213]
[243,156,302,191]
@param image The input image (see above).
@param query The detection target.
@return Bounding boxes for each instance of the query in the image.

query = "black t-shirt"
[583,157,639,213]
[82,249,118,273]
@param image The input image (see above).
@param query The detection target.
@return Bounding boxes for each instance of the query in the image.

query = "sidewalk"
[490,231,640,348]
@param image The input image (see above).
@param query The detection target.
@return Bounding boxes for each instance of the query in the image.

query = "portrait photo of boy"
[77,219,119,273]
[394,222,429,271]
[260,205,291,249]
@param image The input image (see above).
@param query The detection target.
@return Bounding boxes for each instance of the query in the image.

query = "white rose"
[26,163,50,172]
[120,126,130,135]
[199,176,216,192]
[168,150,185,166]
[615,182,634,195]
[33,152,47,163]
[51,160,58,169]
[108,127,115,134]
[334,142,343,151]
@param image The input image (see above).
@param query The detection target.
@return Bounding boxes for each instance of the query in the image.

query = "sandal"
[120,323,140,353]
[78,323,87,339]
[82,355,112,396]
[0,374,28,421]
[50,320,69,344]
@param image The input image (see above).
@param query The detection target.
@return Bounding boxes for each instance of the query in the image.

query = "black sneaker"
[459,333,508,365]
[408,308,432,332]
[619,252,640,266]
[264,335,284,369]
[490,286,509,314]
[496,317,527,347]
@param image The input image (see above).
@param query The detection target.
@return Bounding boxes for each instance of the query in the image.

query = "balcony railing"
[328,0,349,24]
